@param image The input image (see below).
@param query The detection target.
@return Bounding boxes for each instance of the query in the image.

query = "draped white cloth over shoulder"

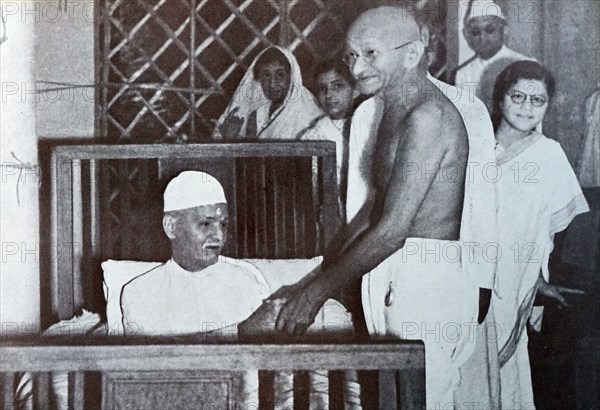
[345,96,384,222]
[430,75,500,292]
[429,75,502,409]
[216,46,322,140]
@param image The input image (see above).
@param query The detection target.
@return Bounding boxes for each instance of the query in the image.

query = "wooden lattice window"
[96,0,361,143]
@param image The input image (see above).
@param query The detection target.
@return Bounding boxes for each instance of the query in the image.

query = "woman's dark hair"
[313,58,355,86]
[491,60,556,130]
[252,47,290,78]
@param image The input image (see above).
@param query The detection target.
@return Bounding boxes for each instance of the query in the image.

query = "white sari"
[215,46,322,140]
[494,132,589,407]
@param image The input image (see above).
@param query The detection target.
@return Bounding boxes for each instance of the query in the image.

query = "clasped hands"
[238,278,331,340]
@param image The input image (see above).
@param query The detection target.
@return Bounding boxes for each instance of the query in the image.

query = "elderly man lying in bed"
[121,170,361,409]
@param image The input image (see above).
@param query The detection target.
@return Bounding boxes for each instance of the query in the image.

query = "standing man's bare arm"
[265,196,375,302]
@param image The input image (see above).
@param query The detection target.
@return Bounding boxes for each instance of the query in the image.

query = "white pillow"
[243,257,353,332]
[101,259,162,335]
[242,257,323,292]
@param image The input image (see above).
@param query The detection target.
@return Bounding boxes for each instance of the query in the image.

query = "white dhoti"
[362,238,479,409]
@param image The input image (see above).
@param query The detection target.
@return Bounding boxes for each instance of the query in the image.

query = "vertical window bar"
[190,0,196,140]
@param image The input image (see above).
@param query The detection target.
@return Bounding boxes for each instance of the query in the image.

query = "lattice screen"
[97,0,355,142]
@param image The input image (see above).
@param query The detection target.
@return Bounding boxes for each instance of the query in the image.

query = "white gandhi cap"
[163,171,227,212]
[466,0,505,22]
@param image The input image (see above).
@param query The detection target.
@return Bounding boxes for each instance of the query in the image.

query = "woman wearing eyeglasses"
[491,60,589,407]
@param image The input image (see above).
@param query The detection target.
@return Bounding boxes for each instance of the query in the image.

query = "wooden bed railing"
[0,340,425,409]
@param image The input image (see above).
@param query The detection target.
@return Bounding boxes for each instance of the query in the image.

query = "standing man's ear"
[404,41,426,69]
[163,214,177,239]
[499,21,508,42]
[420,25,430,47]
[462,26,469,39]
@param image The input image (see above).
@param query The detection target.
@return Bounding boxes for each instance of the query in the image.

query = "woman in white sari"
[491,61,589,407]
[215,46,322,140]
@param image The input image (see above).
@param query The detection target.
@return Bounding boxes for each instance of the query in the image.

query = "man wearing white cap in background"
[454,0,536,112]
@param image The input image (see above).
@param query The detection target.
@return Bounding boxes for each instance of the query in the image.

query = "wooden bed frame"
[1,142,425,409]
[47,142,343,322]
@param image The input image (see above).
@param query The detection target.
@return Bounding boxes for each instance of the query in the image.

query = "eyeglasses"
[469,24,498,37]
[507,90,548,107]
[343,40,414,67]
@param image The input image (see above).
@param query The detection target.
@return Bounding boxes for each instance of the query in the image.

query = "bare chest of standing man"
[371,94,469,241]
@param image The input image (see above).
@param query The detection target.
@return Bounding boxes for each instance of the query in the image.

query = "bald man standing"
[272,6,499,408]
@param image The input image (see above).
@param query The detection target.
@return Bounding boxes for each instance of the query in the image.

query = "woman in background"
[491,60,589,407]
[215,46,322,140]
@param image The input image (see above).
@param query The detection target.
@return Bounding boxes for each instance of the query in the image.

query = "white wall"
[1,0,41,335]
[0,0,95,335]
[541,0,600,165]
[34,0,95,138]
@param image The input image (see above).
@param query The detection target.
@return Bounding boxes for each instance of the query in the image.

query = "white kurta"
[121,258,270,336]
[121,257,360,409]
[494,132,589,407]
[120,258,270,407]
